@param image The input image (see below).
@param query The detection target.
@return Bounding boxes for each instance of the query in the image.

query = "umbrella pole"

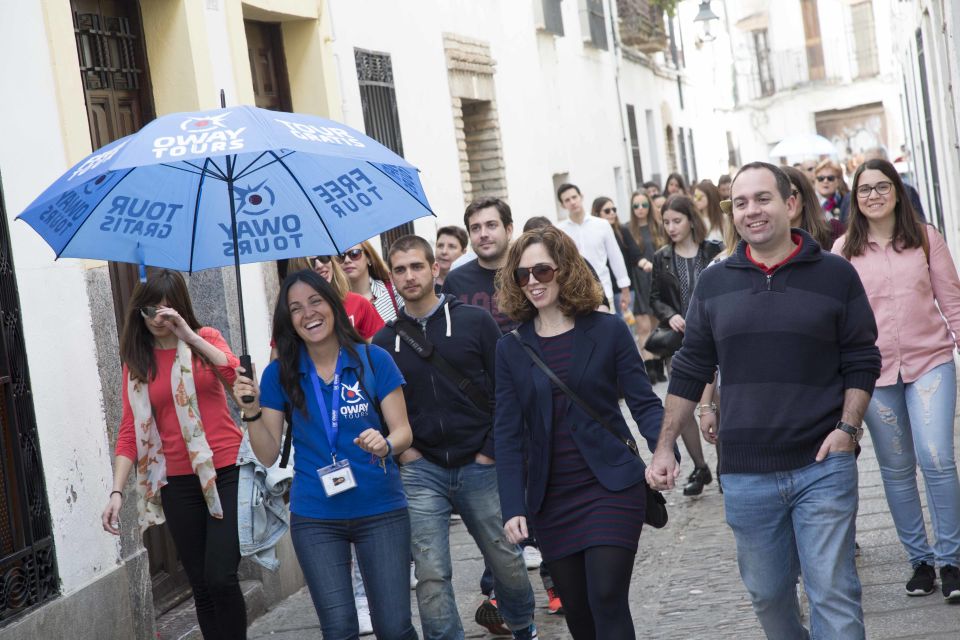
[226,156,255,397]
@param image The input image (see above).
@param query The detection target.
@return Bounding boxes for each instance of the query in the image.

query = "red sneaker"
[546,588,564,615]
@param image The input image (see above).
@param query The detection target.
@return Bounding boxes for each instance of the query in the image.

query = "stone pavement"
[241,378,960,639]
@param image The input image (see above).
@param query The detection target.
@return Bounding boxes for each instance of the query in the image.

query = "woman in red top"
[101,270,245,639]
[289,256,385,340]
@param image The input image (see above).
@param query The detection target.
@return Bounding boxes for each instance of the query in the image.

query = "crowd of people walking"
[100,149,960,639]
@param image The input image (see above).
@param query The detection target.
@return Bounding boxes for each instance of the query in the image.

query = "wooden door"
[245,20,292,112]
[72,0,192,614]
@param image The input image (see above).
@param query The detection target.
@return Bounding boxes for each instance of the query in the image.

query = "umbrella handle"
[239,354,255,404]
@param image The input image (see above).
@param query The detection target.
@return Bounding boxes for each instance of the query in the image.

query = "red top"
[343,291,384,339]
[116,327,242,475]
[746,233,803,274]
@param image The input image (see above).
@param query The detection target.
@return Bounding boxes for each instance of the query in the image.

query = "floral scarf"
[128,339,223,533]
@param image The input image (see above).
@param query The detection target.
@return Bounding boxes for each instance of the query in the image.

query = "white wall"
[0,1,120,593]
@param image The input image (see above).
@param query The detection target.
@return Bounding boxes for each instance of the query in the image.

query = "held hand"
[815,429,857,461]
[699,411,719,445]
[668,314,686,333]
[504,516,528,545]
[620,289,632,313]
[155,306,195,343]
[232,369,260,412]
[645,447,680,491]
[355,428,389,458]
[101,494,122,536]
[638,258,653,273]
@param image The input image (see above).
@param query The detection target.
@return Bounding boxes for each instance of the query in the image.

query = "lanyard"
[308,349,344,461]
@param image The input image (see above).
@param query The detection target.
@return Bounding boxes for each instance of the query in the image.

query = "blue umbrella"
[16,105,434,362]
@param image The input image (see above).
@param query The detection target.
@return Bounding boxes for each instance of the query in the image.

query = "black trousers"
[546,546,637,639]
[161,465,246,640]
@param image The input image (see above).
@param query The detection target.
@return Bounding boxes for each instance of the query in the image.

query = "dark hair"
[523,216,553,232]
[841,159,923,260]
[627,190,665,252]
[642,181,660,191]
[120,269,208,383]
[496,227,603,322]
[556,183,581,202]
[590,196,624,244]
[695,180,725,237]
[464,197,513,229]
[272,270,364,414]
[664,172,688,195]
[662,194,708,244]
[781,166,833,250]
[436,225,467,250]
[717,174,731,186]
[388,234,435,267]
[732,161,792,200]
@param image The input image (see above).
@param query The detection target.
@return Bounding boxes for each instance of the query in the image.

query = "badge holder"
[318,456,357,497]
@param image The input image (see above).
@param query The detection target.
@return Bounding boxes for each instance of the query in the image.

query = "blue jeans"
[864,361,960,568]
[401,457,534,639]
[290,509,418,640]
[723,453,864,640]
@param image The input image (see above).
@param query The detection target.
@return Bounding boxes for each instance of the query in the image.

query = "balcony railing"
[617,0,668,53]
[736,46,839,102]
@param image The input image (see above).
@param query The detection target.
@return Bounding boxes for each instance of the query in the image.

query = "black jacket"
[372,295,500,468]
[650,240,724,327]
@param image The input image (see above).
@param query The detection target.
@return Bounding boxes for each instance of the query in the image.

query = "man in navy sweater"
[647,162,881,640]
[374,235,536,640]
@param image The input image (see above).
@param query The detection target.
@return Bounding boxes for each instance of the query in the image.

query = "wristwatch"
[835,421,863,442]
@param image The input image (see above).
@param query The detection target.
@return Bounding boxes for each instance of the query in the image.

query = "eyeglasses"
[601,206,617,214]
[335,248,365,263]
[139,306,159,319]
[856,181,893,198]
[633,202,650,209]
[514,263,557,287]
[816,175,837,183]
[313,256,332,264]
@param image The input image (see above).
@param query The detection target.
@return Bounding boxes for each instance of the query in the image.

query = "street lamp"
[693,0,720,42]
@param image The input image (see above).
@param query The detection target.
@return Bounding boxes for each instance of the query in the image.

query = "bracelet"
[383,438,394,458]
[110,490,123,500]
[242,409,263,422]
[695,402,717,417]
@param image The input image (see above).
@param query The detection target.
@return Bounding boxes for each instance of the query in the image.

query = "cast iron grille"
[74,11,143,92]
[355,48,415,256]
[0,178,58,621]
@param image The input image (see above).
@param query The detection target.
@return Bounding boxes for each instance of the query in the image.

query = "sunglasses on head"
[816,175,837,182]
[139,306,159,319]
[335,248,365,263]
[514,263,557,287]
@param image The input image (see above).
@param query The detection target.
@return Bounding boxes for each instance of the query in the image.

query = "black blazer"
[493,311,665,521]
[650,240,724,327]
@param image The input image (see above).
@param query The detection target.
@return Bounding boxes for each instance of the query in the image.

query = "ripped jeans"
[864,361,960,568]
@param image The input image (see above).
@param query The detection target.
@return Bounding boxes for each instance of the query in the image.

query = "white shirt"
[557,215,631,301]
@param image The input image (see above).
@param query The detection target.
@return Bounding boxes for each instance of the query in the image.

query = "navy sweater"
[668,229,881,474]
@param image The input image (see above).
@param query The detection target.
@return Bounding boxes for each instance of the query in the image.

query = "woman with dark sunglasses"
[338,241,404,323]
[493,226,666,639]
[814,159,849,222]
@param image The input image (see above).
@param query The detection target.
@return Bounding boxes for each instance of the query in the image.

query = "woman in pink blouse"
[833,159,960,602]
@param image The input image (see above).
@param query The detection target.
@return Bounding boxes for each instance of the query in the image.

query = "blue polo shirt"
[259,343,407,520]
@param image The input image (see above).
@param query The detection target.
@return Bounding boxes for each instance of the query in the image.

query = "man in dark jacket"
[647,162,880,639]
[374,235,536,640]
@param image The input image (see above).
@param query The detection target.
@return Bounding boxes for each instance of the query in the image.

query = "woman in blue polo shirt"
[233,270,417,640]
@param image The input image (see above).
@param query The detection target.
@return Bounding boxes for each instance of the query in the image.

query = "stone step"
[156,579,265,640]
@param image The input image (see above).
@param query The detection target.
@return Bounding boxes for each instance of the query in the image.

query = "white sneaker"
[522,546,542,570]
[450,513,462,522]
[356,596,373,635]
[410,562,418,590]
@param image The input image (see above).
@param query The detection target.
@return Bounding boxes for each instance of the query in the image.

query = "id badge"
[318,459,357,497]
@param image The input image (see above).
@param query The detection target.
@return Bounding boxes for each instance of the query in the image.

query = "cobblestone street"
[243,380,960,639]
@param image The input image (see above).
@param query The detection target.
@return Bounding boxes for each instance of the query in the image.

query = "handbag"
[510,331,668,529]
[644,326,683,358]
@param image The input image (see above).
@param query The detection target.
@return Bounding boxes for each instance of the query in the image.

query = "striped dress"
[532,329,646,562]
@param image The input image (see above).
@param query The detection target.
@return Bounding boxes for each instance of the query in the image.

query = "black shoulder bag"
[279,346,385,468]
[510,330,668,528]
[394,318,491,414]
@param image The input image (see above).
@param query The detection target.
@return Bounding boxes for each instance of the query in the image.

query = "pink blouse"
[832,226,960,386]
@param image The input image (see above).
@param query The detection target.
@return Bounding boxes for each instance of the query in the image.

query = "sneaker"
[410,562,418,590]
[356,596,374,635]
[854,541,861,557]
[546,587,564,615]
[905,562,936,596]
[512,624,539,640]
[475,597,511,635]
[522,546,542,570]
[941,564,960,601]
[682,466,713,496]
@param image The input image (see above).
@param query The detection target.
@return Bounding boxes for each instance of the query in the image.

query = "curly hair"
[496,227,603,323]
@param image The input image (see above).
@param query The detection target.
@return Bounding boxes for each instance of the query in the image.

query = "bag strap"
[395,318,491,414]
[384,280,401,316]
[920,223,931,267]
[509,330,638,456]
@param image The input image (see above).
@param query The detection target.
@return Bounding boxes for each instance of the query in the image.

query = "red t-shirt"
[344,291,385,339]
[115,327,242,475]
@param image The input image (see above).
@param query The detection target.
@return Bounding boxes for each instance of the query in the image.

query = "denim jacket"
[236,432,293,570]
